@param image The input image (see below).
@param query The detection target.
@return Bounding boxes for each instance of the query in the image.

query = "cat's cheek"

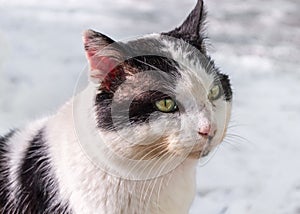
[210,101,232,146]
[165,132,197,155]
[147,114,180,134]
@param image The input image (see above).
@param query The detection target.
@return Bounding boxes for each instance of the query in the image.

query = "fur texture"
[0,1,232,213]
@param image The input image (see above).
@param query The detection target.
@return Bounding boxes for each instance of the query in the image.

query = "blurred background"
[0,0,300,213]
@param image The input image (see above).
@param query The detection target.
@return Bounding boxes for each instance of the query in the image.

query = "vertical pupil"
[155,99,176,112]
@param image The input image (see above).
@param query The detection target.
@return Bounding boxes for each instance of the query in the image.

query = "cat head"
[81,0,232,166]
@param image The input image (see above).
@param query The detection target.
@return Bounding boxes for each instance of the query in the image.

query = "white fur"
[6,118,48,205]
[4,36,231,213]
[44,83,198,214]
[46,37,230,213]
[162,38,232,149]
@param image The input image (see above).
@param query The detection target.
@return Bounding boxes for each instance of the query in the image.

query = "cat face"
[82,0,232,164]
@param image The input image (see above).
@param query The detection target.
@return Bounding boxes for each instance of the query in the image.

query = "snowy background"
[0,0,300,213]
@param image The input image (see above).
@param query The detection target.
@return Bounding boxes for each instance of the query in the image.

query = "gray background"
[0,0,300,213]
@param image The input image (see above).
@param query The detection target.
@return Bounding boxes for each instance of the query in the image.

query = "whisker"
[130,142,168,173]
[227,123,248,129]
[142,150,179,208]
[221,140,242,150]
[138,150,171,210]
[127,143,169,174]
[131,142,168,159]
[225,133,251,144]
[128,145,166,185]
[153,153,179,212]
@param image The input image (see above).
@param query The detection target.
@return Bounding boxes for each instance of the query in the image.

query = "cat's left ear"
[162,0,207,52]
[83,29,124,84]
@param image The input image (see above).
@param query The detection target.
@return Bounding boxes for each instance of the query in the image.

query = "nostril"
[198,124,211,137]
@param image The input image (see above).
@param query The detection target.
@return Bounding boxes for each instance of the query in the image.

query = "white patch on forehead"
[161,39,215,87]
[160,38,216,108]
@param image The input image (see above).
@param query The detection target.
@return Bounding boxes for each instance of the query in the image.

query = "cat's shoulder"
[0,117,50,147]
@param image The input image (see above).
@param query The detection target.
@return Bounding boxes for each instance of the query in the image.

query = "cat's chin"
[188,149,210,159]
[186,142,212,159]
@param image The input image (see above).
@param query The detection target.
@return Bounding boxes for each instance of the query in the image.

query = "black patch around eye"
[129,90,174,124]
[95,91,114,130]
[215,73,232,102]
[95,90,176,130]
[123,38,180,77]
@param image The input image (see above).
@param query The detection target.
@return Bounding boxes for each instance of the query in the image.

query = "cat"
[0,0,232,213]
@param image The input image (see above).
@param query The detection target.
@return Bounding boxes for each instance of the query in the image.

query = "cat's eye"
[208,85,221,101]
[155,98,177,113]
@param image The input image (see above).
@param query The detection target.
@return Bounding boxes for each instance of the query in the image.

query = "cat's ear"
[162,0,207,52]
[83,29,124,84]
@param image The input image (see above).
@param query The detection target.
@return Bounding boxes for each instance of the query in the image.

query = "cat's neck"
[45,85,198,213]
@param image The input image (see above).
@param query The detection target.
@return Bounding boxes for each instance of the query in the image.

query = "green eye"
[155,98,177,113]
[208,85,221,101]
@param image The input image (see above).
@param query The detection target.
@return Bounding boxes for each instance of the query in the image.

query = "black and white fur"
[0,1,232,213]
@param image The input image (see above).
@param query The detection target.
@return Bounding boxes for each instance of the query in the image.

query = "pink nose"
[198,124,213,137]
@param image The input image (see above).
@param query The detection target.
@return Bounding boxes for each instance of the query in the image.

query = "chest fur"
[61,164,196,214]
[45,102,197,213]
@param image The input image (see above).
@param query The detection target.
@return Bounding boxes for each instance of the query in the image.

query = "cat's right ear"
[83,29,124,83]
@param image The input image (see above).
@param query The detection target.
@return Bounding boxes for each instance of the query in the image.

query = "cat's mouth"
[187,136,214,159]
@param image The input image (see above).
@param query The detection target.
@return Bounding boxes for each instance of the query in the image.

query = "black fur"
[162,0,207,53]
[18,128,71,214]
[217,73,233,102]
[126,56,179,78]
[203,57,232,102]
[0,130,16,213]
[0,129,72,214]
[95,91,115,131]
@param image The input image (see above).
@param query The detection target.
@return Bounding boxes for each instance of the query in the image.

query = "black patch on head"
[122,37,180,80]
[127,55,179,77]
[10,128,72,214]
[98,37,180,94]
[0,130,17,212]
[124,37,172,57]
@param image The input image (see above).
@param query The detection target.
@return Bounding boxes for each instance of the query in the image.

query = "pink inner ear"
[83,30,118,80]
[89,55,120,81]
[83,30,124,87]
